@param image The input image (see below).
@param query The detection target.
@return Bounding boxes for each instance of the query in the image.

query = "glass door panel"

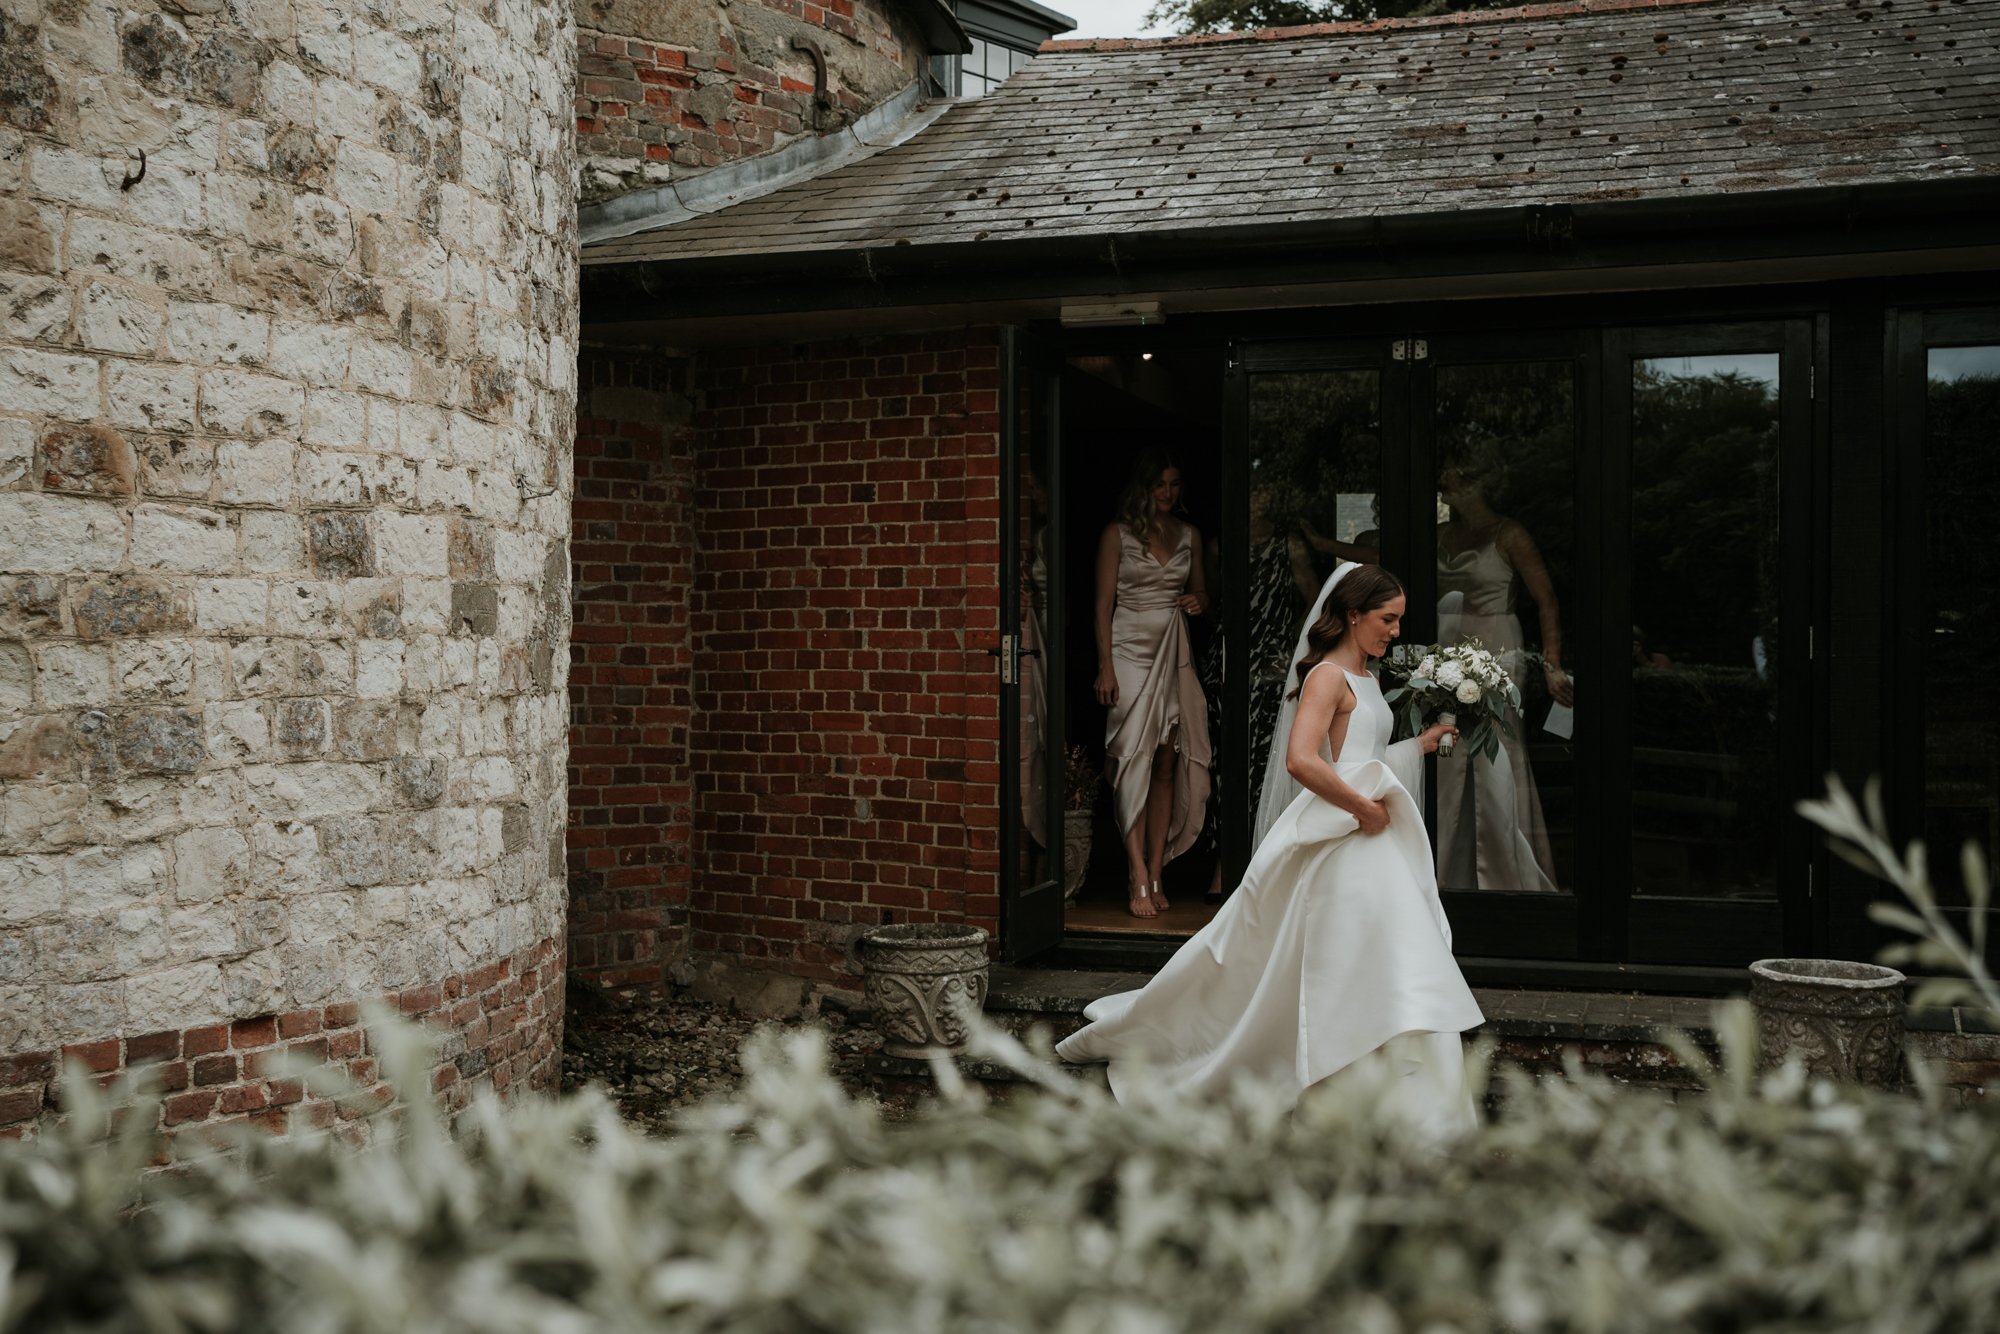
[1922,342,2000,905]
[1243,368,1384,847]
[1627,353,1784,901]
[1432,361,1578,897]
[999,328,1062,960]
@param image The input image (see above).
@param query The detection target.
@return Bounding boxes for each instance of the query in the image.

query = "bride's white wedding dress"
[1055,658,1485,1136]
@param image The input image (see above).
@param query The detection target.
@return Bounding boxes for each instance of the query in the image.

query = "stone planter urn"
[859,923,991,1058]
[1748,958,1907,1087]
[1062,809,1094,903]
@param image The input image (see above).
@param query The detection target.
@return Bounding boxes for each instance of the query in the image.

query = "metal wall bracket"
[791,35,834,109]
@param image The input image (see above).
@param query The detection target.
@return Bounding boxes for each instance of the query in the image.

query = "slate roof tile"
[585,0,1999,268]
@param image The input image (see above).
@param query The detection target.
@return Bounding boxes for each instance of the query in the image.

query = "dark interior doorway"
[1059,349,1229,936]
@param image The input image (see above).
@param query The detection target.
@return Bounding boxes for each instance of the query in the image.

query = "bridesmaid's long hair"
[1117,448,1187,543]
[1289,564,1407,696]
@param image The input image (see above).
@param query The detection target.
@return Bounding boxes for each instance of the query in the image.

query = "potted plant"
[1062,745,1101,903]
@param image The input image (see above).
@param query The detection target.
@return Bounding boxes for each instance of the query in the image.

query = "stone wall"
[565,329,1003,989]
[0,0,577,1126]
[574,0,931,204]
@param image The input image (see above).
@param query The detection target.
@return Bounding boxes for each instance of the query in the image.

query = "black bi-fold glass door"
[1223,321,1817,969]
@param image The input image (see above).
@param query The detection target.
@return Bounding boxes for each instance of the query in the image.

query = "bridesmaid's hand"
[1354,797,1390,835]
[1417,721,1459,755]
[1543,661,1575,707]
[1095,664,1118,707]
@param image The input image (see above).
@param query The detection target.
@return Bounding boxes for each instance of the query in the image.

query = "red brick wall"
[563,329,1004,990]
[567,357,697,991]
[576,0,929,200]
[0,936,563,1139]
[689,330,1003,981]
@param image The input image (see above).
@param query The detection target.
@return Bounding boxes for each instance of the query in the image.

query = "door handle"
[987,636,1042,683]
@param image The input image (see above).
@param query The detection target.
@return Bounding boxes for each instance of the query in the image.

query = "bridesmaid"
[1094,449,1212,918]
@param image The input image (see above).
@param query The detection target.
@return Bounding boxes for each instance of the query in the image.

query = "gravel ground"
[560,988,926,1133]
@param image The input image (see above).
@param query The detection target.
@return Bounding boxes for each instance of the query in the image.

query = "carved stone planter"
[1749,958,1906,1087]
[859,923,991,1058]
[1062,809,1094,903]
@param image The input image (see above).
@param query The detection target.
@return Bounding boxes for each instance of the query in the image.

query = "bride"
[1056,563,1485,1135]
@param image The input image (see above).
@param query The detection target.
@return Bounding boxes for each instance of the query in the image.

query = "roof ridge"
[1042,0,1733,52]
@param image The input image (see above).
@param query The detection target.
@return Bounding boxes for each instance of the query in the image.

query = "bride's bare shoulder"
[1298,660,1353,709]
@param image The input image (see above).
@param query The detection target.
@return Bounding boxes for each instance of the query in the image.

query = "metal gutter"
[579,177,2000,324]
[578,82,960,246]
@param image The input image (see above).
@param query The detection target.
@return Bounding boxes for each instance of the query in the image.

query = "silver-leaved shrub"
[1,781,1994,1333]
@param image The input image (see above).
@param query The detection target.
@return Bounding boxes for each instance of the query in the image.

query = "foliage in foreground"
[0,785,1995,1334]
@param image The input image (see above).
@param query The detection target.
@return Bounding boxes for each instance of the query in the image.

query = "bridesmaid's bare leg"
[1144,739,1174,910]
[1122,822,1155,917]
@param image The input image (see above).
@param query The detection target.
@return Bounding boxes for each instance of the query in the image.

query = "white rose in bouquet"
[1383,640,1517,763]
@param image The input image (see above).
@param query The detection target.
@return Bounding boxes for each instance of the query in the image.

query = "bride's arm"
[1285,668,1388,832]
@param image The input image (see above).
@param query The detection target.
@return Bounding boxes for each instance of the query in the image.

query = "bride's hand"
[1094,665,1118,707]
[1353,797,1389,835]
[1417,721,1459,755]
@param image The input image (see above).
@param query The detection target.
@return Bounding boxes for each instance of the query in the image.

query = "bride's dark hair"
[1290,564,1407,696]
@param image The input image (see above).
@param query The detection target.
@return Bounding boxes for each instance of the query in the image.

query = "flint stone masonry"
[0,0,578,1119]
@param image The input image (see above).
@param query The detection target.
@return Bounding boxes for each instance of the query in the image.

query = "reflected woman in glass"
[1435,450,1571,893]
[1095,450,1213,917]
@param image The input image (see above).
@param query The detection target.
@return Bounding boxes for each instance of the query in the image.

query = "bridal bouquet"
[1383,639,1520,761]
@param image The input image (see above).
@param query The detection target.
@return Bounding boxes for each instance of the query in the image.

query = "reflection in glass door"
[1609,323,1810,966]
[1627,353,1783,901]
[999,328,1063,960]
[1921,340,2000,904]
[1234,359,1388,888]
[1431,361,1578,898]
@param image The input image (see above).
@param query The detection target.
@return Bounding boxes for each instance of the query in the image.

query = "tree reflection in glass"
[1630,354,1781,899]
[1246,371,1381,837]
[1923,345,2000,906]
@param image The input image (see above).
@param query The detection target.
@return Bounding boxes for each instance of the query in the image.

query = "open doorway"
[1058,348,1228,937]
